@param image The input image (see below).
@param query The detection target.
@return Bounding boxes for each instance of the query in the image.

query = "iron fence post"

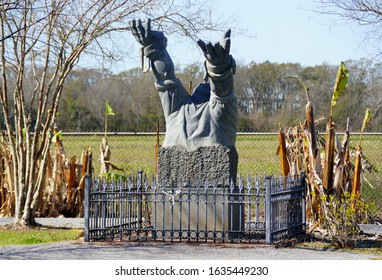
[301,171,306,228]
[137,170,143,228]
[84,175,91,242]
[265,175,272,244]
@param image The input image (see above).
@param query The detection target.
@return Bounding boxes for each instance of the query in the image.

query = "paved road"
[1,240,381,260]
[1,218,381,260]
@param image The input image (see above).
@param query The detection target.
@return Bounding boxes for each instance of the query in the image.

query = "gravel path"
[1,218,381,260]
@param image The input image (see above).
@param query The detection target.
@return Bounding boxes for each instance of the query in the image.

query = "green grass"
[61,133,281,177]
[235,133,279,176]
[62,133,162,176]
[60,132,381,176]
[0,228,83,246]
[59,132,382,209]
[298,241,382,256]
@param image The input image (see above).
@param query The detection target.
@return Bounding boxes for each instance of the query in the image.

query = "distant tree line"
[1,59,381,133]
[234,59,382,132]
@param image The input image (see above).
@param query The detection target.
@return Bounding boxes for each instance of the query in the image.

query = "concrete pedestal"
[157,145,238,185]
[154,145,243,239]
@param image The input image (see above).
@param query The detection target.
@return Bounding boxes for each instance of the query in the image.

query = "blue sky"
[165,0,373,68]
[79,0,374,72]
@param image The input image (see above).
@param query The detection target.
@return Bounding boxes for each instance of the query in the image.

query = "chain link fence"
[60,132,382,215]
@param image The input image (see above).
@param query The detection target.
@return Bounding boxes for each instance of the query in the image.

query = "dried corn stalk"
[277,127,290,176]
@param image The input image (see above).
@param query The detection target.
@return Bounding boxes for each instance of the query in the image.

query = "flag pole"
[105,100,115,138]
[105,103,108,138]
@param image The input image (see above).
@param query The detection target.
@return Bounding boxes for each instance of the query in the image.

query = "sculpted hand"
[197,30,235,96]
[129,18,175,84]
[129,18,164,47]
[197,29,232,73]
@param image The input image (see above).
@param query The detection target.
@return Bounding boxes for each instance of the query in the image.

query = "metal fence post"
[301,171,306,227]
[84,175,91,242]
[137,170,143,228]
[265,175,272,244]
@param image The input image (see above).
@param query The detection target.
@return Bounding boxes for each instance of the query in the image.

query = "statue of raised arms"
[129,19,238,150]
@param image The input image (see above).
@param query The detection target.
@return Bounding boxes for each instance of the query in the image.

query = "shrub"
[320,192,374,247]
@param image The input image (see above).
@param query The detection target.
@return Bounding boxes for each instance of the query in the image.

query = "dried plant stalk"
[322,120,335,192]
[352,145,362,211]
[277,127,290,176]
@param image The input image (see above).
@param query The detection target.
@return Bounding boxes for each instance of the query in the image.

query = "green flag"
[106,100,115,116]
[51,130,62,143]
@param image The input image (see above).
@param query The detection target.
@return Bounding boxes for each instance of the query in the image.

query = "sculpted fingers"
[197,29,232,59]
[144,18,152,42]
[223,37,231,54]
[214,41,222,56]
[130,19,138,37]
[130,19,145,45]
[224,29,231,40]
[137,19,146,44]
[130,18,159,46]
[205,42,215,57]
[197,39,208,55]
[145,18,151,33]
[222,29,231,53]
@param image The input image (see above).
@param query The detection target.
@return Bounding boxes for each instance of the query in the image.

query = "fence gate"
[84,172,306,244]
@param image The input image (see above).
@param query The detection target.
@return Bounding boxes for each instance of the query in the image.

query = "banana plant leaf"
[331,62,349,108]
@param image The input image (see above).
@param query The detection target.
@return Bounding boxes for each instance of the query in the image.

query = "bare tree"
[314,0,382,59]
[0,0,231,227]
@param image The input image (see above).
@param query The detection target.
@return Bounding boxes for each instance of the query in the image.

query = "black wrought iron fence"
[61,132,382,213]
[84,172,306,244]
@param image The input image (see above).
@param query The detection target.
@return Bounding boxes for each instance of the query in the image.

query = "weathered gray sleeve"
[205,55,236,97]
[142,36,189,119]
[156,79,190,120]
[209,90,238,146]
